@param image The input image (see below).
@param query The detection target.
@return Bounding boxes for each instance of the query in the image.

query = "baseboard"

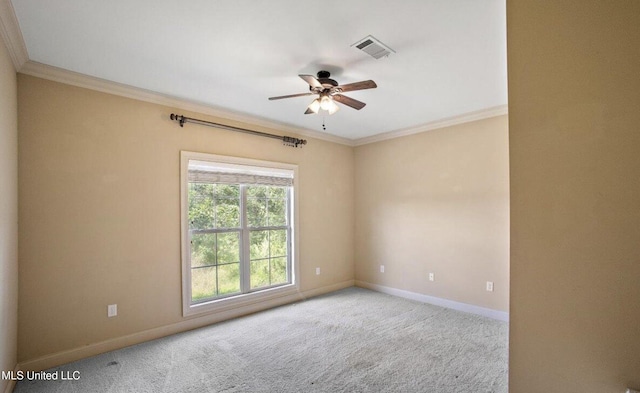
[18,279,354,372]
[355,280,509,322]
[2,364,19,393]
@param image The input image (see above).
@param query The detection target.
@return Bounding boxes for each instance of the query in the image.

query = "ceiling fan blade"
[304,108,315,115]
[268,92,315,100]
[299,74,323,89]
[336,80,377,93]
[333,94,366,110]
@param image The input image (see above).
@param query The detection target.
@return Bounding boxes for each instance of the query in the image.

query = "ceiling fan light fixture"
[307,98,320,114]
[327,99,340,115]
[320,95,332,111]
[319,95,340,115]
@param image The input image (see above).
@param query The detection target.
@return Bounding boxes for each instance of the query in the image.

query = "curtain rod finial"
[171,113,186,127]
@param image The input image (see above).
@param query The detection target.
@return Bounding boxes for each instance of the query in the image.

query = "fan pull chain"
[322,115,326,131]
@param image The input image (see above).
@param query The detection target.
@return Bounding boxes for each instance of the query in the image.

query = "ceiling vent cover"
[352,35,395,59]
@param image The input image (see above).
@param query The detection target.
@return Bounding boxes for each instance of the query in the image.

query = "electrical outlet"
[486,281,494,292]
[380,265,385,273]
[428,273,434,282]
[315,267,320,275]
[107,304,117,318]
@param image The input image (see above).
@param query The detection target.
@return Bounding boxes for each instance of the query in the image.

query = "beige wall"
[16,73,511,369]
[354,115,510,312]
[508,1,640,392]
[0,36,18,391]
[17,75,354,364]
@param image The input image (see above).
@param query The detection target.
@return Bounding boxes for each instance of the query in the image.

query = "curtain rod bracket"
[170,113,306,148]
[170,113,186,127]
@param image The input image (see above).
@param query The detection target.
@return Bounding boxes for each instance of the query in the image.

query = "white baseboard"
[2,364,19,393]
[355,280,509,322]
[18,279,354,372]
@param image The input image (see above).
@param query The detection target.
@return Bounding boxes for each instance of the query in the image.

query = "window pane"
[190,233,216,267]
[267,198,286,226]
[271,257,287,285]
[250,230,269,260]
[268,186,286,199]
[215,197,240,228]
[218,263,240,295]
[214,184,240,199]
[191,267,216,302]
[217,232,240,264]
[250,260,270,289]
[189,183,214,230]
[185,160,293,306]
[247,185,267,198]
[269,229,287,258]
[246,197,267,228]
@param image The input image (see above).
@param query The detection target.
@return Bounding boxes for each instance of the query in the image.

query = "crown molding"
[18,60,355,146]
[4,0,506,147]
[18,61,507,148]
[353,105,509,146]
[0,0,28,70]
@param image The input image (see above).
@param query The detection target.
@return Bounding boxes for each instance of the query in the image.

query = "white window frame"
[180,151,299,317]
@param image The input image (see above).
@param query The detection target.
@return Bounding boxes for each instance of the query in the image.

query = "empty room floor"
[14,287,508,393]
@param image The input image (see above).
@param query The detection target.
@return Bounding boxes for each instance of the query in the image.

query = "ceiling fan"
[268,71,377,115]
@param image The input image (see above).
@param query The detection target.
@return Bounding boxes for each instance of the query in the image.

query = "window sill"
[183,283,299,317]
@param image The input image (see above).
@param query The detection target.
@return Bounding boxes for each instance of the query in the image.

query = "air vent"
[352,35,395,59]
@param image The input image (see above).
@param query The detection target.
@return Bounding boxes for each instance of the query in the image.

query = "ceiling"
[8,0,507,141]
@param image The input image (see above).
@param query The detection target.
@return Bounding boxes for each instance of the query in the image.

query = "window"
[181,152,298,316]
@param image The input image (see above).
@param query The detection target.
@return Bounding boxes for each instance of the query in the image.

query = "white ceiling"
[10,0,507,141]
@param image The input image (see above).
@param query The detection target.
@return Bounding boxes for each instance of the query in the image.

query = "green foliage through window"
[189,182,290,302]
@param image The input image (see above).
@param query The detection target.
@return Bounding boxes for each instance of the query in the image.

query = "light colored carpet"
[14,287,508,392]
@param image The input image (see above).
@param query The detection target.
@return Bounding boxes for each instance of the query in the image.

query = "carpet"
[14,287,508,392]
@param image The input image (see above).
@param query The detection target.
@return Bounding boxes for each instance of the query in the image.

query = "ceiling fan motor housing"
[316,70,338,89]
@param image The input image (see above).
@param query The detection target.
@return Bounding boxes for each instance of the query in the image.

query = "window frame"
[180,151,299,317]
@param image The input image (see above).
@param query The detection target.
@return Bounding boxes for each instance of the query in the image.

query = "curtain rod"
[170,114,307,148]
